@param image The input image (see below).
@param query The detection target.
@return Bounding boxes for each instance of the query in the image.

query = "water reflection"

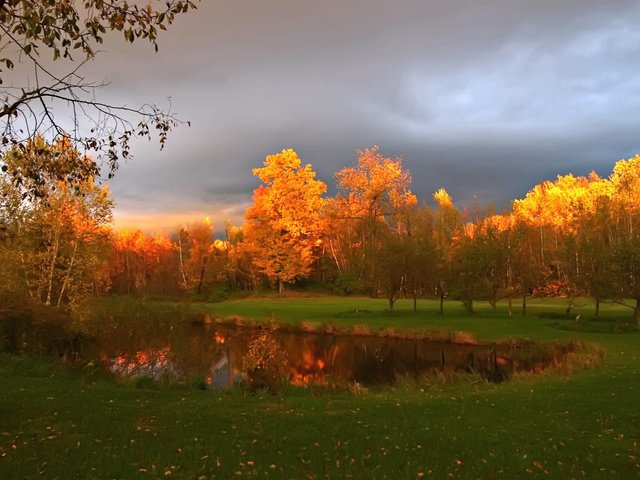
[104,323,505,387]
[111,347,179,379]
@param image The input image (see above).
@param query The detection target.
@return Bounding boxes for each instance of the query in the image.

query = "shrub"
[241,333,289,393]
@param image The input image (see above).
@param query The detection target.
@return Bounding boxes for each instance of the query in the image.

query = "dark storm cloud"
[92,0,640,230]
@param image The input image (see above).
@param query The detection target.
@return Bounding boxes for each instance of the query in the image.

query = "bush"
[331,273,366,295]
[0,290,79,357]
[241,333,289,393]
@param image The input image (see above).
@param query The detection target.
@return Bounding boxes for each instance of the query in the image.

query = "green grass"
[193,296,635,341]
[1,297,639,479]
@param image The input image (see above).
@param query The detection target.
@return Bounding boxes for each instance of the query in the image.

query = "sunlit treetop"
[610,154,640,206]
[433,188,454,209]
[250,149,326,239]
[335,146,416,220]
[513,172,609,232]
[471,214,513,238]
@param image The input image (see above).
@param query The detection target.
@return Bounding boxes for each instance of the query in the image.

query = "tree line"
[3,140,640,325]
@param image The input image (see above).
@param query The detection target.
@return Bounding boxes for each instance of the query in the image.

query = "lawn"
[1,297,639,479]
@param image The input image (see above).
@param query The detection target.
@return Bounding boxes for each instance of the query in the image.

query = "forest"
[3,137,640,324]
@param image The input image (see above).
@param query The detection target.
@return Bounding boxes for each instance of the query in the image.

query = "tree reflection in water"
[103,324,502,387]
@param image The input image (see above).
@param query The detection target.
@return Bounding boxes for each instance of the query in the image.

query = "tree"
[0,0,198,197]
[331,146,417,296]
[448,219,505,315]
[243,149,326,293]
[432,188,461,314]
[609,155,640,325]
[1,137,113,306]
[507,220,545,315]
[402,203,437,312]
[110,229,177,296]
[183,217,217,295]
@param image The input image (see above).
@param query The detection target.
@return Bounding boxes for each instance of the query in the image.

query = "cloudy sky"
[83,0,640,232]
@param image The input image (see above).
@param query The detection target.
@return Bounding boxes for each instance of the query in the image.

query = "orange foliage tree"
[110,230,176,296]
[432,187,462,313]
[512,172,613,313]
[328,146,417,306]
[609,155,640,324]
[177,217,221,295]
[1,137,113,306]
[243,149,326,293]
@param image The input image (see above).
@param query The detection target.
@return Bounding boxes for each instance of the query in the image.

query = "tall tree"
[609,155,640,325]
[243,149,326,293]
[331,146,417,296]
[432,188,461,314]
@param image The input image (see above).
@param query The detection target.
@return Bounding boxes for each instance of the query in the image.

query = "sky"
[77,0,640,232]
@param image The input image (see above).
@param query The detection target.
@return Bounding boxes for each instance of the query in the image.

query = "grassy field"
[1,297,639,479]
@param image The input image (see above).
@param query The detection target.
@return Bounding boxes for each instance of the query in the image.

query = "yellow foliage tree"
[243,149,326,292]
[329,146,417,302]
[334,146,417,225]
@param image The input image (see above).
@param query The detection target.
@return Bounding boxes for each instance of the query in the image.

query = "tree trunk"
[197,255,208,294]
[125,250,131,295]
[45,224,61,306]
[413,292,417,313]
[57,240,78,307]
[595,297,600,317]
[278,278,284,294]
[439,290,445,315]
[388,295,395,311]
[508,295,513,316]
[328,238,342,276]
[462,298,474,314]
[635,298,640,329]
[177,232,188,289]
[522,295,527,316]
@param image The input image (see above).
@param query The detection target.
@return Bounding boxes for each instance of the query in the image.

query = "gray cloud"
[71,0,640,230]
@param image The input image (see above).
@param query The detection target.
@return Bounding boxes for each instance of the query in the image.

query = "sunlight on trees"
[243,149,326,293]
[5,143,640,326]
[0,137,113,306]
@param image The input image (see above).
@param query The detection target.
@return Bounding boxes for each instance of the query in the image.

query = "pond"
[102,321,510,387]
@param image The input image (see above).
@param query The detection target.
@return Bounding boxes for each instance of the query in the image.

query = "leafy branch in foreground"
[0,0,198,195]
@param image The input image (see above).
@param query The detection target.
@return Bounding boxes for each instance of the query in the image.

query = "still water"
[104,322,506,387]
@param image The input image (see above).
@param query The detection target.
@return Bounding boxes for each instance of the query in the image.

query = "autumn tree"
[1,137,113,306]
[0,1,198,198]
[432,188,461,314]
[609,155,640,325]
[507,220,546,315]
[110,229,177,296]
[243,149,326,293]
[512,171,617,314]
[447,215,507,314]
[402,203,438,312]
[330,146,417,298]
[182,217,224,295]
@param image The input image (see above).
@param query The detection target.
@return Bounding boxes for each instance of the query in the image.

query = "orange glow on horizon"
[113,207,247,234]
